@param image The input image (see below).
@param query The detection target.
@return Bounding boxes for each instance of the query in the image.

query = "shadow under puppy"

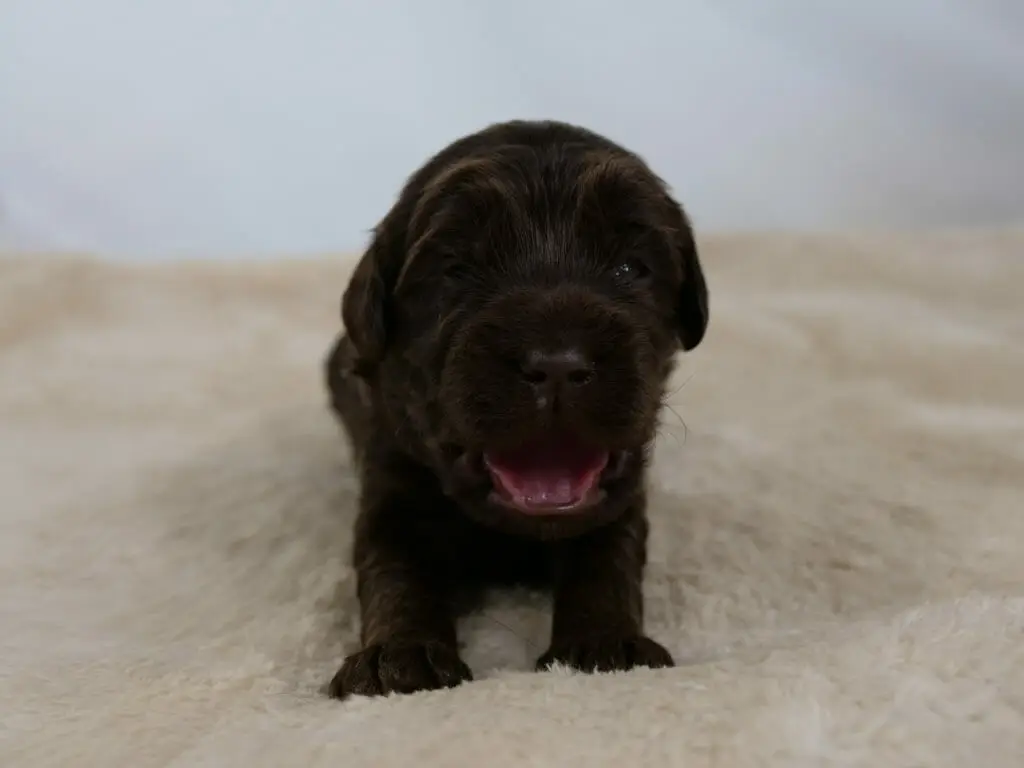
[324,119,709,699]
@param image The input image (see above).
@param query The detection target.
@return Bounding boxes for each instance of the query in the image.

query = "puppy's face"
[342,124,708,537]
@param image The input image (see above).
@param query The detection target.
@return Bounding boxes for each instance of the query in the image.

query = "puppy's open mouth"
[483,433,610,515]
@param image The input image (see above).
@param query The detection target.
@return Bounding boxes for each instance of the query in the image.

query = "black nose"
[520,348,594,388]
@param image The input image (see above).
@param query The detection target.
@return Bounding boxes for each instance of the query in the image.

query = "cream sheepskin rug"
[2,232,1023,767]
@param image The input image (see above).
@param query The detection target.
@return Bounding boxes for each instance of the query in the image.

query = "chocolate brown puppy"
[324,119,708,699]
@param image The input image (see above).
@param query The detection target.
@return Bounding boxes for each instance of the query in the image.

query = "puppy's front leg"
[328,501,472,699]
[538,507,674,673]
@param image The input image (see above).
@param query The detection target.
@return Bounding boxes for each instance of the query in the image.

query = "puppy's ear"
[669,206,709,351]
[341,223,403,373]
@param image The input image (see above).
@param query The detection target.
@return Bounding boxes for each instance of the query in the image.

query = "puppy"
[324,119,709,699]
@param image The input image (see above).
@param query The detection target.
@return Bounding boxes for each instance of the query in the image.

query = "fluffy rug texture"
[2,232,1023,767]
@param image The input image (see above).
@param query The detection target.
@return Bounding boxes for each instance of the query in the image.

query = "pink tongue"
[484,435,609,510]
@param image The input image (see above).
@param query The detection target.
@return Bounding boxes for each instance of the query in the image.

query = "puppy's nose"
[521,348,594,388]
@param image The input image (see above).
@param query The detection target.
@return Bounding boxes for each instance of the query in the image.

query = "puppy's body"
[325,120,708,698]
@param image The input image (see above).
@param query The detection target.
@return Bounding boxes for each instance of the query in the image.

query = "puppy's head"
[341,122,708,536]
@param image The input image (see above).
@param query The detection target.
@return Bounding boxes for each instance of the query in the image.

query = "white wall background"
[1,0,1022,259]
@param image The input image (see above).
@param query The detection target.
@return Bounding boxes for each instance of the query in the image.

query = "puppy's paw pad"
[536,634,674,674]
[328,641,473,700]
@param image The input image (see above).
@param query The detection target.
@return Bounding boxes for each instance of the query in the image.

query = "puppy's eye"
[611,259,650,282]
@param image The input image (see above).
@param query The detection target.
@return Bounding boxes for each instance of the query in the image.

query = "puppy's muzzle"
[441,286,656,449]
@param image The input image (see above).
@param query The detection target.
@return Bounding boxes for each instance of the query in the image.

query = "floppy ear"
[340,224,404,374]
[670,207,709,351]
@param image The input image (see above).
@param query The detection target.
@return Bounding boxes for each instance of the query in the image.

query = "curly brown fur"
[323,119,708,699]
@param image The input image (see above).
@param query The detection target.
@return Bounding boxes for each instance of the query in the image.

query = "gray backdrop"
[1,0,1022,258]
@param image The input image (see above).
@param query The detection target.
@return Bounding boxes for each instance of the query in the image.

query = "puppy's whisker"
[665,370,697,400]
[658,404,689,446]
[660,371,697,446]
[479,612,542,654]
[661,403,686,426]
[656,425,682,447]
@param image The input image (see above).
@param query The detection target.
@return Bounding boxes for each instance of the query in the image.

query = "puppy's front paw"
[327,641,473,700]
[536,634,674,674]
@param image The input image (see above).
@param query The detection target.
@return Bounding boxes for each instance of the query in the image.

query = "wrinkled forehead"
[395,148,676,288]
